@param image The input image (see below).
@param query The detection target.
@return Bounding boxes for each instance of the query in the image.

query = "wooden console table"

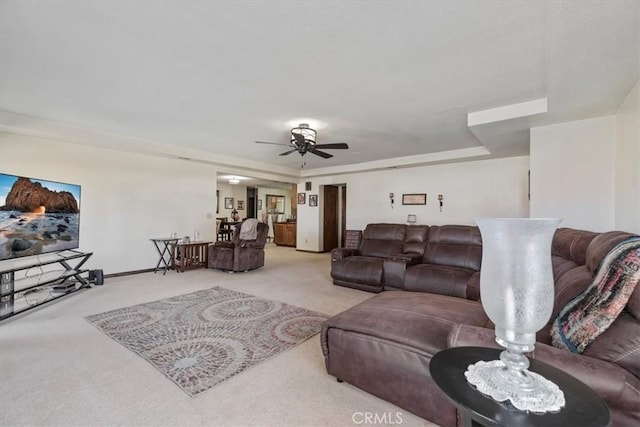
[172,241,212,272]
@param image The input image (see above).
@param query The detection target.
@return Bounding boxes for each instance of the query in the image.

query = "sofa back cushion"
[552,228,598,265]
[359,223,406,258]
[628,278,640,321]
[586,231,636,274]
[403,225,429,255]
[551,228,598,280]
[550,230,636,314]
[422,225,482,270]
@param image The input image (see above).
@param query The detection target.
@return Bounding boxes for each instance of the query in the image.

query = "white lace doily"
[465,360,566,413]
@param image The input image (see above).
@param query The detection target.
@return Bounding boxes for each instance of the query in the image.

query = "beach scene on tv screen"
[0,174,81,260]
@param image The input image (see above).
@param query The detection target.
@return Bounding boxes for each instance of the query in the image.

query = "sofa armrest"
[211,241,234,249]
[331,248,358,261]
[466,271,481,301]
[239,240,264,249]
[447,324,631,403]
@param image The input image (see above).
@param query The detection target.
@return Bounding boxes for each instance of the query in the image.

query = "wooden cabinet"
[274,222,297,247]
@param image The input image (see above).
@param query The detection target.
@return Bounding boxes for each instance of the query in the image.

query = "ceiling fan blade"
[292,133,305,145]
[255,141,291,146]
[313,143,349,150]
[279,149,298,156]
[308,148,333,159]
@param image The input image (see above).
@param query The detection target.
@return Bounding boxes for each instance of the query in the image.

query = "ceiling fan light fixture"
[291,123,316,146]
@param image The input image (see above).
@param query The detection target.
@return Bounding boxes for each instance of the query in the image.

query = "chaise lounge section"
[322,227,640,426]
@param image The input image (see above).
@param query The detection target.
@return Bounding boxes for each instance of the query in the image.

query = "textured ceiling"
[0,1,638,175]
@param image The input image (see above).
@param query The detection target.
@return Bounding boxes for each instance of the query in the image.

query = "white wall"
[614,80,640,234]
[296,156,530,251]
[530,116,617,232]
[217,182,247,219]
[0,132,219,274]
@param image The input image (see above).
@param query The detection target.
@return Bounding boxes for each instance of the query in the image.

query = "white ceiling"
[0,1,638,177]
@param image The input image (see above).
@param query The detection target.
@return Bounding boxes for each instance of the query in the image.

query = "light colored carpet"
[0,244,436,427]
[86,286,329,397]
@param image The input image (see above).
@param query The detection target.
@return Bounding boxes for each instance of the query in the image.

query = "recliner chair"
[208,221,269,272]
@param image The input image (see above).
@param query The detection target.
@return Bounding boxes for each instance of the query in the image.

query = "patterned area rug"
[86,287,328,397]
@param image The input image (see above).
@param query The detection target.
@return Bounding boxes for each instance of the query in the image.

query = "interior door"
[246,187,257,218]
[341,185,347,246]
[323,185,339,252]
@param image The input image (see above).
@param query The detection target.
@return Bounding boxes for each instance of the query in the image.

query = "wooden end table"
[171,241,213,272]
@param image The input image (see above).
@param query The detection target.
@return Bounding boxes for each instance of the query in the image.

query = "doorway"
[246,187,257,218]
[323,185,344,252]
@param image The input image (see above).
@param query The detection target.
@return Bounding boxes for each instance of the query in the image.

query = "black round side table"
[429,346,611,427]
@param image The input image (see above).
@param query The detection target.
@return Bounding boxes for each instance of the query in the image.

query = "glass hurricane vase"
[465,218,565,413]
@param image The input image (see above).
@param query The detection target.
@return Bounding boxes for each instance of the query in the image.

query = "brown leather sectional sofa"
[331,223,482,298]
[323,225,640,426]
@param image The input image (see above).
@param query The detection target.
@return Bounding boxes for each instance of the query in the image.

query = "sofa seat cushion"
[403,263,477,298]
[323,291,489,357]
[331,256,384,287]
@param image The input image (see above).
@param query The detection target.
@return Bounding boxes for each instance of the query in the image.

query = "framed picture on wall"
[237,200,244,210]
[402,193,427,205]
[309,194,318,207]
[224,197,234,209]
[297,193,306,204]
[266,194,285,214]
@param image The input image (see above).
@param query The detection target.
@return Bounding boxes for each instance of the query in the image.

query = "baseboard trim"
[105,268,156,278]
[295,249,325,253]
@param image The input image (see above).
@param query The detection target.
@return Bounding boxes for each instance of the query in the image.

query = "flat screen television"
[0,173,81,260]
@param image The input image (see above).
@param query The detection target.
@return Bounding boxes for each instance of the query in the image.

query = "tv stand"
[0,250,93,321]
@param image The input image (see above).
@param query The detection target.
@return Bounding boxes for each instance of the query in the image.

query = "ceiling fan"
[255,123,349,159]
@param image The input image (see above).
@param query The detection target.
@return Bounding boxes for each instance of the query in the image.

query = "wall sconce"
[438,194,444,212]
[389,193,395,209]
[407,214,417,224]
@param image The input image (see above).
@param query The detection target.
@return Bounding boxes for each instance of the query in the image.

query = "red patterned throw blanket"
[551,237,640,353]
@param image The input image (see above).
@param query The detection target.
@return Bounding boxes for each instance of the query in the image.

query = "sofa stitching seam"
[612,343,640,362]
[624,381,640,397]
[332,329,441,357]
[450,324,462,346]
